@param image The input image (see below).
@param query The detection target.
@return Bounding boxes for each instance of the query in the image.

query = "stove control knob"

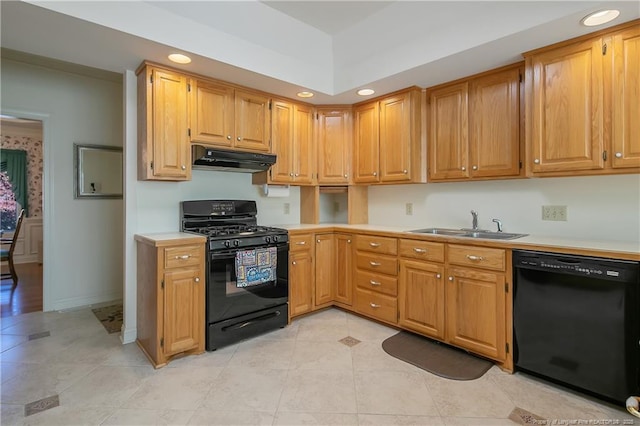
[233,240,240,247]
[224,240,231,248]
[273,235,278,242]
[265,236,271,243]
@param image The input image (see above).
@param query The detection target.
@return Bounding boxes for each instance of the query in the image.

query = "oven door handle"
[220,310,282,332]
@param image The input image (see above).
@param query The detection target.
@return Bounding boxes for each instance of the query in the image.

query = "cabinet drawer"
[356,252,398,276]
[355,270,398,297]
[448,244,506,271]
[399,239,445,262]
[289,233,314,252]
[355,288,397,324]
[164,245,202,269]
[355,235,397,255]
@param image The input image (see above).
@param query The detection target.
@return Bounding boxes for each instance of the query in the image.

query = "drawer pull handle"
[175,255,191,260]
[370,303,380,308]
[369,242,381,247]
[369,261,381,267]
[413,248,427,253]
[369,280,381,286]
[466,255,484,261]
[295,241,306,245]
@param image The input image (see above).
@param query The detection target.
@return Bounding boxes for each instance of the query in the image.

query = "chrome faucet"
[470,210,478,230]
[492,218,503,232]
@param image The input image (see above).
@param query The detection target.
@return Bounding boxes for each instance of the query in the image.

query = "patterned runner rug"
[91,303,123,334]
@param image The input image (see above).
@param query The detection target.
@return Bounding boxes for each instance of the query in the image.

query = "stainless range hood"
[192,145,276,173]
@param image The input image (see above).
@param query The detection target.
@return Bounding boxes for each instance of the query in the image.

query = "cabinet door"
[190,80,234,147]
[399,260,445,340]
[314,234,334,306]
[289,250,314,317]
[293,104,315,184]
[445,266,506,361]
[270,100,294,183]
[469,67,521,178]
[317,109,351,184]
[527,38,604,172]
[163,267,203,356]
[234,90,271,152]
[334,234,353,306]
[428,82,469,180]
[353,102,380,183]
[611,26,640,169]
[380,93,412,182]
[152,68,190,179]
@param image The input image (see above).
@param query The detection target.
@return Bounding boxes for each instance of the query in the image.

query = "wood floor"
[1,262,43,317]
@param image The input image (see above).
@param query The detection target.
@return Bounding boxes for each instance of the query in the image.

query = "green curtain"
[0,149,28,217]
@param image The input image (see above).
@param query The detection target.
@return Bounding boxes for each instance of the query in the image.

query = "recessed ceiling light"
[581,10,620,26]
[297,91,314,98]
[168,53,191,64]
[357,88,375,96]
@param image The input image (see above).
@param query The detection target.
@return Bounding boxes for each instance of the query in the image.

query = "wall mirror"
[74,143,123,199]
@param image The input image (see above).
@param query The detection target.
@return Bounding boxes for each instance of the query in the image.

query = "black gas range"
[180,200,289,350]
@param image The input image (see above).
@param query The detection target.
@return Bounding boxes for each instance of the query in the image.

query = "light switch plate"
[542,205,567,221]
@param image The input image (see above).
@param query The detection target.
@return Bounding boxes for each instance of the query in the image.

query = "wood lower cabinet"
[334,233,353,306]
[289,233,314,318]
[314,234,334,306]
[137,65,190,181]
[135,234,206,368]
[398,239,508,362]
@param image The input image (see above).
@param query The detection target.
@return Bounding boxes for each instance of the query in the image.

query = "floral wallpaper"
[0,132,43,217]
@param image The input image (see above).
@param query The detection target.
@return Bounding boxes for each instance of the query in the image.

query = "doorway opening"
[0,115,44,316]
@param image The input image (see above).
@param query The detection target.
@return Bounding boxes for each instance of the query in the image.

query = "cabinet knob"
[237,136,242,141]
[295,173,299,177]
[373,172,378,176]
[472,165,478,171]
[370,303,380,309]
[436,274,441,279]
[534,159,540,164]
[615,152,623,158]
[292,261,297,265]
[403,169,408,174]
[181,165,186,170]
[290,172,294,177]
[194,277,200,283]
[227,135,232,140]
[317,239,320,243]
[347,239,351,243]
[461,166,466,171]
[344,174,348,178]
[448,276,454,281]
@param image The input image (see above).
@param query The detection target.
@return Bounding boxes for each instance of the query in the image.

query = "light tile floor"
[0,307,636,425]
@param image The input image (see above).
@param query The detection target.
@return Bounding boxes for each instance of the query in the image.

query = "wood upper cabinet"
[428,82,469,180]
[268,100,315,185]
[317,108,352,184]
[137,65,190,181]
[610,25,640,169]
[525,38,605,173]
[354,90,424,184]
[353,101,380,183]
[428,63,522,181]
[189,82,270,153]
[135,235,206,368]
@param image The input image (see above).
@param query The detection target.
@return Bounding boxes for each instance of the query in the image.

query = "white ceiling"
[1,1,639,105]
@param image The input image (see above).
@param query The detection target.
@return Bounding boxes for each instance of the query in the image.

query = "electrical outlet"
[406,203,413,216]
[284,203,290,215]
[542,205,567,221]
[334,201,340,213]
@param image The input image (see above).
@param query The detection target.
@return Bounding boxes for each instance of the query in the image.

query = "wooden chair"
[1,209,25,289]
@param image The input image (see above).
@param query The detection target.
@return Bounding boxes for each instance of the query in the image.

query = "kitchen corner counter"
[276,223,640,261]
[134,232,206,247]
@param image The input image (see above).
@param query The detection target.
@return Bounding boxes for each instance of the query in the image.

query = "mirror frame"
[74,143,123,199]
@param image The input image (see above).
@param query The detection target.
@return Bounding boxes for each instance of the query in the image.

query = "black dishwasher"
[513,250,640,403]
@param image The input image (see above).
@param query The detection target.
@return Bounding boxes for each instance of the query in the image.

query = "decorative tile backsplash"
[1,134,43,217]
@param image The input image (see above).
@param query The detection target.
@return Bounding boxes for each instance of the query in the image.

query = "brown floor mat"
[382,331,493,380]
[92,303,123,334]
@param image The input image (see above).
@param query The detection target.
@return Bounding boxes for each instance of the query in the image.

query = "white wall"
[1,59,124,310]
[368,174,640,243]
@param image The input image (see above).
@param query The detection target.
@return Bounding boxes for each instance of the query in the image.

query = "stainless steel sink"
[409,228,528,240]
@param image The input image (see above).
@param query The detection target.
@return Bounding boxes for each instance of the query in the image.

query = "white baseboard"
[50,292,123,312]
[120,325,137,344]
